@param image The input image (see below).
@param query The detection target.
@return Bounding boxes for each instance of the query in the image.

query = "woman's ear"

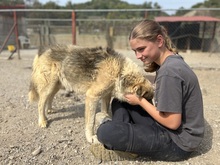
[156,34,164,47]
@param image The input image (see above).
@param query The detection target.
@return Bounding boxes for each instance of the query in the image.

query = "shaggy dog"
[28,45,154,143]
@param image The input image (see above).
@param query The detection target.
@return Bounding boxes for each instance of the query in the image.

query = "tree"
[26,0,168,19]
[0,0,25,5]
[175,7,189,16]
[204,0,220,7]
[66,1,73,9]
[191,0,220,17]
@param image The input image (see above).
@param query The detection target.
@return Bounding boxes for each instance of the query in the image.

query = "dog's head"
[121,74,154,101]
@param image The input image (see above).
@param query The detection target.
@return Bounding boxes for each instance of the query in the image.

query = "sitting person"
[90,19,204,162]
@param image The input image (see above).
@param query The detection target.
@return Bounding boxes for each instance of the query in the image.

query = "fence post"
[72,10,76,45]
[14,11,20,59]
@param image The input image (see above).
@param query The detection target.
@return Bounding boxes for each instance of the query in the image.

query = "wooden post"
[14,11,20,59]
[211,22,216,41]
[201,22,206,51]
[209,22,217,52]
[72,11,76,45]
[144,11,148,18]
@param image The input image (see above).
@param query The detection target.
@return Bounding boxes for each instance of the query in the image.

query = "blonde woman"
[90,19,204,162]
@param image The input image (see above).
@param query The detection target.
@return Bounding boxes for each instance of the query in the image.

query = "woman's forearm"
[138,98,181,130]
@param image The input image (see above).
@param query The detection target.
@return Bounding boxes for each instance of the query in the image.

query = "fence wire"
[0,8,220,53]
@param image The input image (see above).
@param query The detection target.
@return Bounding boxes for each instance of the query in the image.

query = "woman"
[90,19,204,161]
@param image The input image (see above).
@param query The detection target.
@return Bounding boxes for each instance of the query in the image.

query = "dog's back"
[59,46,124,92]
[28,45,125,102]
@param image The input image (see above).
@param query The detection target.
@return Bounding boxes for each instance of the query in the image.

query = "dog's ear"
[134,84,154,101]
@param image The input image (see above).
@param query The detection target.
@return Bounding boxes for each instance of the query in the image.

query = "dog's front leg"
[101,94,112,115]
[85,95,99,143]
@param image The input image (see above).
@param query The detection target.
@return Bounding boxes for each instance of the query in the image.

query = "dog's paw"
[38,119,47,128]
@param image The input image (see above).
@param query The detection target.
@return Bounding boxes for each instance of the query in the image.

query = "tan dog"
[28,45,154,143]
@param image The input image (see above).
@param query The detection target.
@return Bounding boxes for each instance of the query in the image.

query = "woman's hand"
[125,93,181,130]
[124,93,143,105]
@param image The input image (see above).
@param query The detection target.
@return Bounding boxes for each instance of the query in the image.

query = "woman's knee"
[97,121,130,147]
[97,121,112,144]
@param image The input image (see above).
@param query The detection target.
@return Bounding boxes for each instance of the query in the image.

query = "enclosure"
[1,8,220,57]
[0,7,220,165]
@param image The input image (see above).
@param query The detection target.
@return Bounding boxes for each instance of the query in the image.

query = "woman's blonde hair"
[129,19,178,72]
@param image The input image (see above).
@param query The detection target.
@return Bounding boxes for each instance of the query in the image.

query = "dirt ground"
[0,48,220,165]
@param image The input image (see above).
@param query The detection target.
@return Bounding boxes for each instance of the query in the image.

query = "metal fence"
[1,8,220,53]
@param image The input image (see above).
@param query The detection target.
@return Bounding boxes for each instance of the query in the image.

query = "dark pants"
[97,99,192,161]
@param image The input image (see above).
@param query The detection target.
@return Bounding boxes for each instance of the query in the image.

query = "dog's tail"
[28,55,40,103]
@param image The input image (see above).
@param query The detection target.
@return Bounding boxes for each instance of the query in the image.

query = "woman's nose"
[136,52,142,59]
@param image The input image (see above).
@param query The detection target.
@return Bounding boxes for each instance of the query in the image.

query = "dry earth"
[0,48,220,165]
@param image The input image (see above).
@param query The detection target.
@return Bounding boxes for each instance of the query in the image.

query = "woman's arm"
[125,94,181,130]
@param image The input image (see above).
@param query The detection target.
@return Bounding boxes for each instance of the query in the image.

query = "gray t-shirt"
[154,54,204,152]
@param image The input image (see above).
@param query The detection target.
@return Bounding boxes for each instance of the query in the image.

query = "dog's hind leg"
[47,84,61,114]
[38,80,60,128]
[38,93,49,128]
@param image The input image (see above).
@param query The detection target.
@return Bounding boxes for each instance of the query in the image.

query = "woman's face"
[129,37,162,65]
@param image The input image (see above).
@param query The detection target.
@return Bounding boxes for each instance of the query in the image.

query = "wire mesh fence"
[1,8,220,53]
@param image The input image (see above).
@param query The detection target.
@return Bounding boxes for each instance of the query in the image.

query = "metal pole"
[72,11,76,45]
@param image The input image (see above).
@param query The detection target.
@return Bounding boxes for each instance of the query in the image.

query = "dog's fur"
[29,45,154,143]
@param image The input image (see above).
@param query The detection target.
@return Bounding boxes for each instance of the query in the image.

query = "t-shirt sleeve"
[155,75,183,113]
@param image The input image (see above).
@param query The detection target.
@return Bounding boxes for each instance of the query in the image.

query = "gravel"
[0,49,219,165]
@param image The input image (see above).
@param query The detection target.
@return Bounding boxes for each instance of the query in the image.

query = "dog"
[28,45,154,143]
